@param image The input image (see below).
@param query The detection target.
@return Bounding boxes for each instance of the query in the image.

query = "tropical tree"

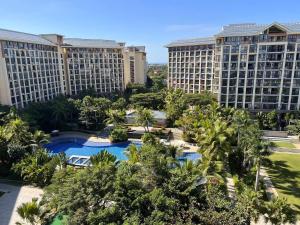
[50,97,71,128]
[196,118,234,162]
[135,107,155,132]
[90,150,117,167]
[287,119,300,136]
[263,197,296,225]
[165,88,187,125]
[232,109,252,147]
[247,138,270,191]
[109,127,128,143]
[16,198,41,225]
[4,117,32,145]
[111,97,127,110]
[129,92,165,109]
[12,148,58,187]
[125,144,140,164]
[79,96,111,130]
[105,109,125,126]
[30,130,50,151]
[141,132,157,144]
[184,91,217,107]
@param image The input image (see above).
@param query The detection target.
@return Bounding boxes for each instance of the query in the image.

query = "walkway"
[0,181,43,225]
[225,176,236,201]
[260,167,278,200]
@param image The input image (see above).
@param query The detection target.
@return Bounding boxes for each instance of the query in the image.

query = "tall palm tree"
[232,109,251,147]
[196,118,234,161]
[247,139,270,191]
[16,198,41,225]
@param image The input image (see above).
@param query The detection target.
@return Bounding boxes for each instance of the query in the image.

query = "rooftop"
[0,28,56,46]
[62,38,124,48]
[216,22,300,37]
[165,37,215,47]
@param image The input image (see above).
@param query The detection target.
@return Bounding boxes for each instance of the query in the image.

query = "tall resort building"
[0,29,65,108]
[61,38,125,96]
[0,28,147,108]
[123,46,147,86]
[166,37,215,94]
[166,22,300,111]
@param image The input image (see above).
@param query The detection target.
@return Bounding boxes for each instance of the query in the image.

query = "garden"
[0,80,299,225]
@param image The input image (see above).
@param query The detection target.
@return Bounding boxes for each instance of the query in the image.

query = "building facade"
[0,29,65,108]
[0,29,147,108]
[62,38,125,95]
[166,38,215,93]
[123,46,147,86]
[166,22,300,111]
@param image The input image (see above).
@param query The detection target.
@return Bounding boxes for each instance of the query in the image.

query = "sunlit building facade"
[166,38,215,93]
[167,22,300,111]
[0,29,147,108]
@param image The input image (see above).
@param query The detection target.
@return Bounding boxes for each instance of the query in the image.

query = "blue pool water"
[45,138,140,161]
[45,137,201,164]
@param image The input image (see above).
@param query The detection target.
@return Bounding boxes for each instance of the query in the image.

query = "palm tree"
[30,130,50,151]
[125,144,140,164]
[232,109,251,147]
[105,109,125,126]
[16,198,41,225]
[240,123,262,170]
[54,152,68,170]
[247,139,270,191]
[196,118,234,161]
[90,150,117,166]
[135,107,155,132]
[4,117,31,145]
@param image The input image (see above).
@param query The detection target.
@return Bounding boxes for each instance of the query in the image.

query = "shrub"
[109,127,128,143]
[141,132,157,144]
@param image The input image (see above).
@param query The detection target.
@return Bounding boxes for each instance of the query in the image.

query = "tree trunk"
[255,161,260,192]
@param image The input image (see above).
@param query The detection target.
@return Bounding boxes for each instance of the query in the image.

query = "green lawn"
[50,215,68,225]
[266,153,300,214]
[270,141,296,149]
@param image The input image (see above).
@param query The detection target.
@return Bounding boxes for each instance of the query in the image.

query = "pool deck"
[0,181,43,225]
[53,131,110,143]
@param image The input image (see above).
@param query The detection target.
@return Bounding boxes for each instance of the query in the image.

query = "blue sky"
[1,0,300,63]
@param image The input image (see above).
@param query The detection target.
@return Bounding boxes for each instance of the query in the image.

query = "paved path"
[271,147,300,154]
[260,167,278,200]
[225,176,236,201]
[0,182,43,225]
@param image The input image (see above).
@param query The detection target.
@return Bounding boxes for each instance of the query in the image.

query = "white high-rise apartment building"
[166,38,215,93]
[0,28,147,108]
[166,22,300,111]
[0,29,65,108]
[62,38,125,95]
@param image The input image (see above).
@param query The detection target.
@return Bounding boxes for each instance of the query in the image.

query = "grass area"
[270,141,296,149]
[265,153,300,214]
[50,215,68,225]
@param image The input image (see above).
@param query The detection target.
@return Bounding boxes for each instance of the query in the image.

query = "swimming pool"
[45,137,201,166]
[45,137,141,161]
